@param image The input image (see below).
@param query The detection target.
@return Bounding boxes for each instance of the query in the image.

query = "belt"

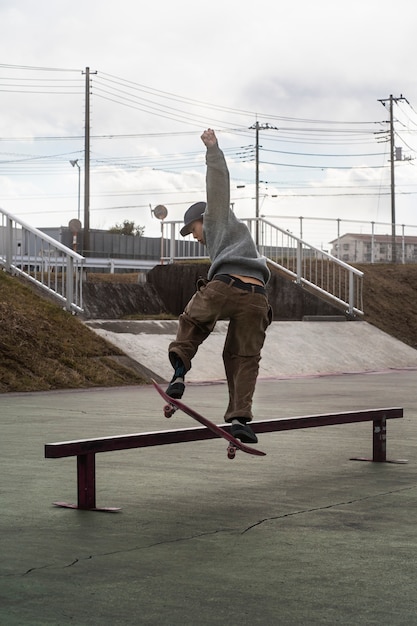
[213,274,266,295]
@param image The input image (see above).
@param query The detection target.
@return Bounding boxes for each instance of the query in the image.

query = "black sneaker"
[166,376,185,399]
[231,421,258,444]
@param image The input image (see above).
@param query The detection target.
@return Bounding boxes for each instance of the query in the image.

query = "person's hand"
[201,128,217,148]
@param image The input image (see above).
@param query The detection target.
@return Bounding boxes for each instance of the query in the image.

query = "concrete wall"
[146,263,342,320]
[82,282,166,319]
[81,263,344,320]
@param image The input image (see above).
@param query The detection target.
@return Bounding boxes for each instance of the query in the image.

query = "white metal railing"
[162,217,364,317]
[0,207,84,313]
[0,207,364,317]
[259,214,417,264]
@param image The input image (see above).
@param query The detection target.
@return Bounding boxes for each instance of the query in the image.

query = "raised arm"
[201,129,230,224]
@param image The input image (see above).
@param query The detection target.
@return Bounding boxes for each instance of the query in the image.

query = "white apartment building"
[330,233,417,264]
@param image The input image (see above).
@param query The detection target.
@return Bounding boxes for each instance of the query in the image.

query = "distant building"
[330,233,417,264]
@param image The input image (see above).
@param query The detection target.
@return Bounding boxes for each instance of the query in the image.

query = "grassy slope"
[356,264,417,350]
[0,272,145,392]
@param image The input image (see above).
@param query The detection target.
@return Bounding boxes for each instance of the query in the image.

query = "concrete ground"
[1,365,417,625]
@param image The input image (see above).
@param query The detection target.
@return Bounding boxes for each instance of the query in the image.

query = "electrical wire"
[1,64,416,208]
[0,63,80,72]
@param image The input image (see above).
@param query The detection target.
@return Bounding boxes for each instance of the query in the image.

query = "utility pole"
[82,67,97,256]
[378,94,407,263]
[249,122,278,246]
[83,67,90,256]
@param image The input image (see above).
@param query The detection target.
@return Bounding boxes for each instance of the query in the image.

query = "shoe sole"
[231,426,258,445]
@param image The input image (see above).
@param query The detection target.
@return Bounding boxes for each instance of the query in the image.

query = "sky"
[1,0,417,248]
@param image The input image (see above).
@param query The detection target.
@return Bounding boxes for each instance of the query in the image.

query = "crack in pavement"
[241,483,417,534]
[19,528,226,576]
[5,484,416,577]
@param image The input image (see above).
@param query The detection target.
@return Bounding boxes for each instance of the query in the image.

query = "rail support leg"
[351,416,408,464]
[372,417,386,462]
[53,453,121,512]
[77,453,96,509]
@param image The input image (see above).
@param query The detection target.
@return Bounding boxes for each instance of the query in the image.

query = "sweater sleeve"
[205,143,230,226]
[203,141,270,284]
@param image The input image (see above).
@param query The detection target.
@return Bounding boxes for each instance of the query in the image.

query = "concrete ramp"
[86,319,417,382]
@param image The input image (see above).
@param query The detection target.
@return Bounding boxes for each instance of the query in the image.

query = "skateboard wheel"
[164,404,175,418]
[227,445,236,459]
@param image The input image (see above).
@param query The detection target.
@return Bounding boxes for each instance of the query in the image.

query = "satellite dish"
[152,204,168,220]
[68,218,82,233]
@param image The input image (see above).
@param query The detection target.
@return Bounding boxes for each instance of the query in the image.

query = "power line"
[99,71,385,126]
[261,146,387,158]
[261,160,387,170]
[2,63,416,223]
[0,63,80,72]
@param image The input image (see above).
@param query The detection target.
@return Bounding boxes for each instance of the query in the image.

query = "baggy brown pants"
[168,277,272,422]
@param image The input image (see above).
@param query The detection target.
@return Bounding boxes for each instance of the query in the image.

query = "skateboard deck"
[152,380,266,459]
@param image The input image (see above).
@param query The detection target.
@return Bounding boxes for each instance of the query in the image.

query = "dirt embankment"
[0,272,146,393]
[356,263,417,350]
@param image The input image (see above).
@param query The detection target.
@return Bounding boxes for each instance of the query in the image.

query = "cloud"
[0,0,417,244]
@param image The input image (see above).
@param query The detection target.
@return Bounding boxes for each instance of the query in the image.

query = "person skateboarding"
[166,128,272,444]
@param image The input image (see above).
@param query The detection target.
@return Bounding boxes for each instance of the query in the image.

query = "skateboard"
[152,380,266,459]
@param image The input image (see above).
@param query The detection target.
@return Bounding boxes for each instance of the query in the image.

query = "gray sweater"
[203,143,270,284]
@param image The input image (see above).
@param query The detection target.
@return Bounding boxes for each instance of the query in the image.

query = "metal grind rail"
[45,407,405,511]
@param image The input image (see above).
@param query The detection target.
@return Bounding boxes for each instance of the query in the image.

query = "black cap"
[180,202,206,236]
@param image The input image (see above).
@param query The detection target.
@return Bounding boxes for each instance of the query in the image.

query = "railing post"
[348,270,354,316]
[5,216,12,272]
[296,241,302,284]
[170,223,176,264]
[77,262,84,310]
[371,222,375,264]
[66,257,74,312]
[336,218,341,260]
